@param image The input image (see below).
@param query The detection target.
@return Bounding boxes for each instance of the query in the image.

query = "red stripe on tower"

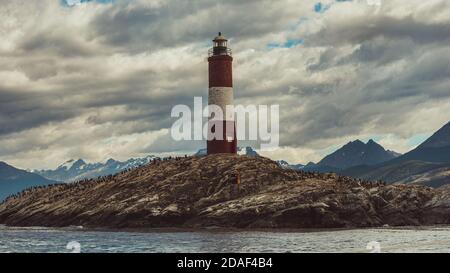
[209,55,233,87]
[207,33,237,155]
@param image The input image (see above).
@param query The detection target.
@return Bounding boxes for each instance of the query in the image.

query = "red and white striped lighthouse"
[207,32,237,154]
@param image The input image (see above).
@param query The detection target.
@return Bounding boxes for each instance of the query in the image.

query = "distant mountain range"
[277,160,305,170]
[33,156,158,182]
[318,139,400,169]
[302,139,401,173]
[34,147,260,183]
[0,162,58,201]
[341,121,450,187]
[277,120,450,187]
[0,156,159,201]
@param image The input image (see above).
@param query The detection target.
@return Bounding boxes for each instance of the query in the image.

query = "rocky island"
[0,155,449,229]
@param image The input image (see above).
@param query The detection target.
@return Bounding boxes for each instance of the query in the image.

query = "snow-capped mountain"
[276,160,305,170]
[33,155,157,182]
[237,146,259,157]
[35,147,261,182]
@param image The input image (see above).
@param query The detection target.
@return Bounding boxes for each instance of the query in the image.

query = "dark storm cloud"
[0,72,203,137]
[90,0,301,52]
[0,60,195,135]
[309,15,450,46]
[0,87,75,135]
[278,46,450,147]
[18,30,98,57]
[344,38,416,65]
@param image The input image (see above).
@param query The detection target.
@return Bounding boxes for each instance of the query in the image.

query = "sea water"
[0,225,449,253]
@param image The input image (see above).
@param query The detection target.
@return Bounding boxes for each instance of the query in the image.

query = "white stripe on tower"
[208,87,234,121]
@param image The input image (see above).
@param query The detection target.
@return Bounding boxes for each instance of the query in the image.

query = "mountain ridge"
[33,155,158,182]
[340,121,450,187]
[301,139,400,173]
[317,139,400,169]
[418,121,450,149]
[0,161,59,201]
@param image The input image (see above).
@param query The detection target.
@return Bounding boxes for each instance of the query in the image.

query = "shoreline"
[2,224,450,234]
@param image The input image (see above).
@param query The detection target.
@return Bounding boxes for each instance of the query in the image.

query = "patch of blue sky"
[61,0,114,7]
[314,2,331,13]
[406,133,432,148]
[357,133,431,146]
[314,0,353,13]
[358,133,431,151]
[286,17,309,31]
[314,2,323,13]
[267,39,304,49]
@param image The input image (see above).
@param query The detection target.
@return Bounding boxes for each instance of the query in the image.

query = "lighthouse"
[207,32,237,154]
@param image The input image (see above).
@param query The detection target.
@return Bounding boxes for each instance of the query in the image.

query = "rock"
[0,154,449,229]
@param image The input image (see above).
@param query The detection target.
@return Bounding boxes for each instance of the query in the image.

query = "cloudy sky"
[1,0,450,169]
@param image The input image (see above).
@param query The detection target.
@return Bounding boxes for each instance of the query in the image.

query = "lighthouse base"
[207,120,237,154]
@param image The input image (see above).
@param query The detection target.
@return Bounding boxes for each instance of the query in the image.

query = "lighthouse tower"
[207,32,237,154]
